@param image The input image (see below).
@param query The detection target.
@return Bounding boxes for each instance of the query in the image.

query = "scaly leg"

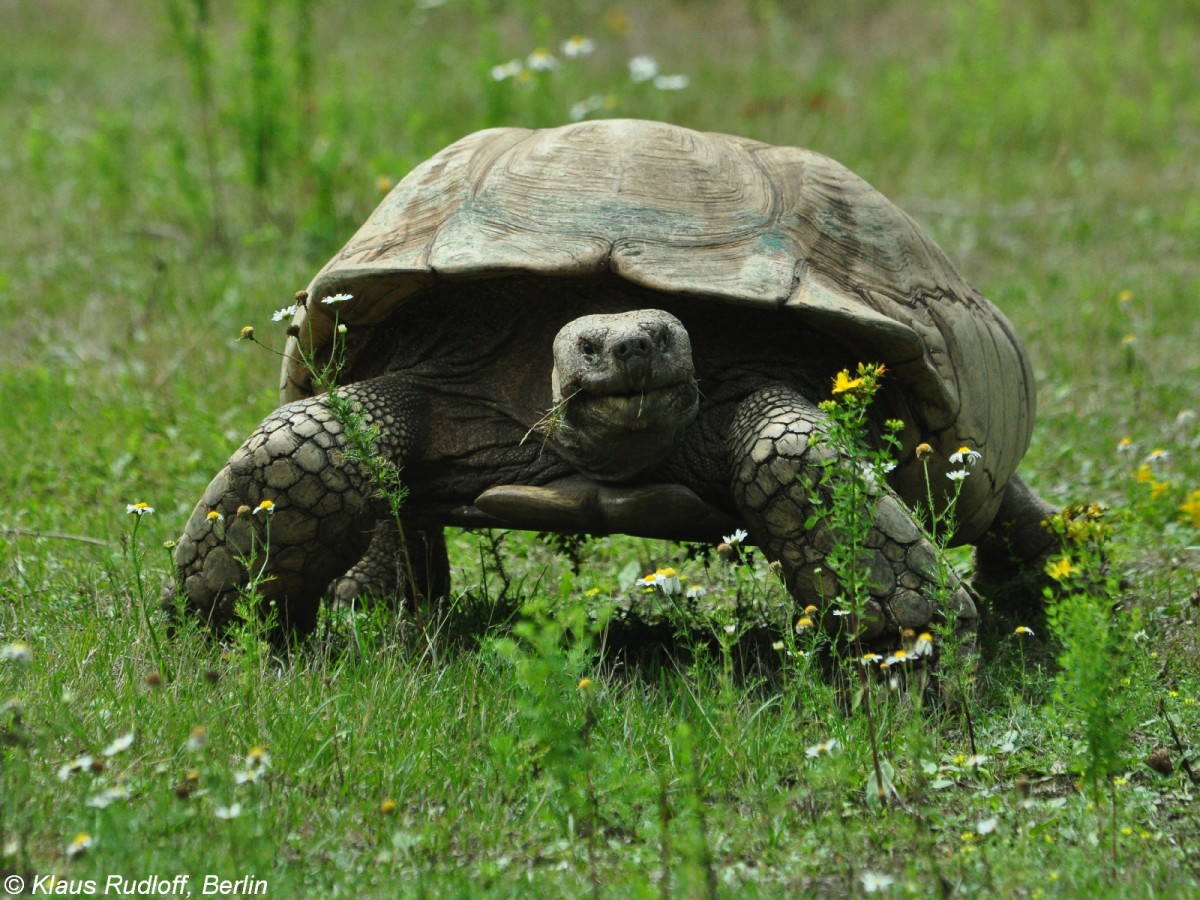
[728,386,976,643]
[166,378,415,636]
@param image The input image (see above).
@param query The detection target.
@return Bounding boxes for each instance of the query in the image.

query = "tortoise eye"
[580,339,597,356]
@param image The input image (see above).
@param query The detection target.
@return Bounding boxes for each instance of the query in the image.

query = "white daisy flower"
[860,871,896,893]
[628,55,659,82]
[652,74,689,91]
[805,738,838,758]
[635,568,682,595]
[102,732,134,756]
[1,641,32,664]
[561,35,595,58]
[526,48,558,71]
[949,445,982,466]
[66,832,95,858]
[490,59,524,81]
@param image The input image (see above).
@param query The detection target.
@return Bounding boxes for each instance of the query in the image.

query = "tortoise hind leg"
[973,473,1057,587]
[330,519,450,610]
[728,386,977,642]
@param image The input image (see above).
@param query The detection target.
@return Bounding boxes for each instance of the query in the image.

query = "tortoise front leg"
[728,386,976,643]
[166,379,415,636]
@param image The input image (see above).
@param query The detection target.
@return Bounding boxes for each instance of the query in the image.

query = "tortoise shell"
[280,119,1034,542]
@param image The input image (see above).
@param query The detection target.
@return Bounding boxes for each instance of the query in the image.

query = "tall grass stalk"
[164,0,226,241]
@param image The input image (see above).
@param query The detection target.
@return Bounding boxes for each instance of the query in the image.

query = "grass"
[2,0,1199,895]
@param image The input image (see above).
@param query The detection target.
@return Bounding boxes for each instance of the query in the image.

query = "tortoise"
[167,119,1056,639]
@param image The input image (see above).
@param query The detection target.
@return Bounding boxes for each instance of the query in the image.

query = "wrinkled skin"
[167,277,1054,639]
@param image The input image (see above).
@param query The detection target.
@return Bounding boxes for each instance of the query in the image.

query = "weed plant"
[2,0,1199,895]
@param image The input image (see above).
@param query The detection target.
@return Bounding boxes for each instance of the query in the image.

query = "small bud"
[915,442,933,460]
[144,670,162,687]
[294,290,309,304]
[578,677,593,691]
[1015,773,1033,800]
[1146,747,1174,776]
[380,798,398,814]
[239,325,255,341]
[286,324,301,338]
[236,505,252,518]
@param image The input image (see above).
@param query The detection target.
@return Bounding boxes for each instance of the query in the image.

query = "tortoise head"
[549,309,700,483]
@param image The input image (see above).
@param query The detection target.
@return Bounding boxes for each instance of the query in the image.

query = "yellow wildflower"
[1045,557,1079,582]
[1178,489,1200,527]
[831,369,864,395]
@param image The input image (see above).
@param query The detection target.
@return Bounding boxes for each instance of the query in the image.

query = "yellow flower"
[253,499,275,516]
[380,798,397,815]
[577,677,592,691]
[1122,333,1137,346]
[1117,289,1133,304]
[1134,464,1153,483]
[1045,557,1079,582]
[831,369,864,395]
[795,616,814,631]
[376,175,393,193]
[603,9,631,36]
[1179,489,1200,527]
[1013,625,1035,637]
[1150,479,1171,500]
